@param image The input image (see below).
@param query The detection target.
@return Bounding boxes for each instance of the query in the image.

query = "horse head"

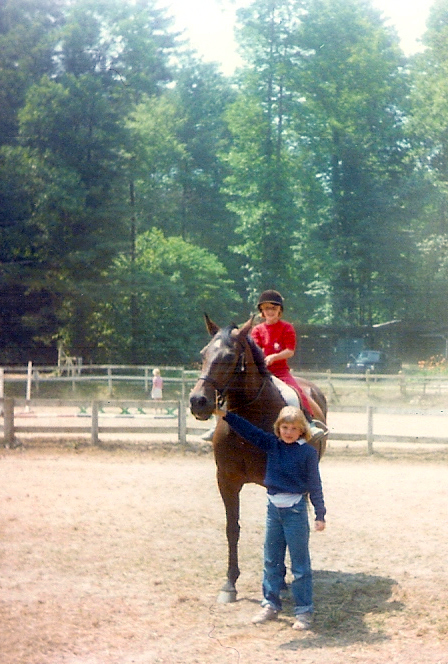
[189,315,255,421]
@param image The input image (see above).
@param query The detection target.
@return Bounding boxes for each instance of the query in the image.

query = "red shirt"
[251,320,297,384]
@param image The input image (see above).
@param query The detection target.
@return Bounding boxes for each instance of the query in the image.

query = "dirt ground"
[1,428,448,664]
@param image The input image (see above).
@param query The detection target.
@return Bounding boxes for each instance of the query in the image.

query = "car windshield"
[358,351,381,362]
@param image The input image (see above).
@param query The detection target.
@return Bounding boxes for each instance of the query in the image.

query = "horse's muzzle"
[189,392,214,420]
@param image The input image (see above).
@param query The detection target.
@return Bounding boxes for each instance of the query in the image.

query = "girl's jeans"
[261,498,313,616]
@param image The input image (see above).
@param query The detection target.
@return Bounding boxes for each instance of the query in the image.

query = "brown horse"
[189,315,328,603]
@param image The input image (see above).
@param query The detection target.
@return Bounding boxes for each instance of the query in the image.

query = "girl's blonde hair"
[153,368,161,376]
[274,406,312,441]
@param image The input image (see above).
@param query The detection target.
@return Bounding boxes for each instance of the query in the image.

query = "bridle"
[199,340,268,410]
[199,342,245,408]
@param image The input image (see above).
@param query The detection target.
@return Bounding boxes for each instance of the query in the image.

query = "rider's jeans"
[261,497,313,616]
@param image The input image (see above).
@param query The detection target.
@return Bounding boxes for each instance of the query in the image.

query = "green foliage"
[409,0,448,190]
[404,0,448,325]
[92,229,241,364]
[128,59,245,306]
[0,0,64,146]
[0,0,178,362]
[224,0,309,311]
[289,0,412,325]
[2,0,448,365]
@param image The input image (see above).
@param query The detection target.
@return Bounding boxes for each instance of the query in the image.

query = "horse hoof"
[217,590,237,603]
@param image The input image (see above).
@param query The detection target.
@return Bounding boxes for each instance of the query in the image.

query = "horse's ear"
[204,313,220,337]
[235,316,255,341]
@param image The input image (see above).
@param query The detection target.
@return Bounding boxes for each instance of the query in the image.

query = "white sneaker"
[252,605,278,624]
[292,612,312,630]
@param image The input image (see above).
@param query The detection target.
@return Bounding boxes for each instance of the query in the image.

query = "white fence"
[327,404,448,453]
[0,363,198,398]
[1,398,448,454]
[1,398,190,446]
[1,365,448,453]
[2,364,448,401]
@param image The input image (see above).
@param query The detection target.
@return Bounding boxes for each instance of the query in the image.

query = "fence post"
[0,367,4,400]
[25,360,32,411]
[34,368,40,395]
[367,404,374,455]
[91,400,99,445]
[178,398,187,445]
[144,367,149,393]
[366,369,371,396]
[399,371,406,397]
[107,367,113,396]
[3,397,15,447]
[181,367,186,403]
[326,369,339,402]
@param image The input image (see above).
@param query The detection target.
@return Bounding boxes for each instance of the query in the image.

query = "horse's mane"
[221,324,271,378]
[248,335,271,377]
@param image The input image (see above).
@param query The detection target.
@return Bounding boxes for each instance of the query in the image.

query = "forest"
[1,0,448,366]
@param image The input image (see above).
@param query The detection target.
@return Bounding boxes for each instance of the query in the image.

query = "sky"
[162,0,432,75]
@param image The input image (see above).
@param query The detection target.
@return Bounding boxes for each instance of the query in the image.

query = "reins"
[227,376,269,412]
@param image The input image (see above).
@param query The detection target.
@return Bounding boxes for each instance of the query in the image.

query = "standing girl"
[151,368,163,400]
[214,404,326,630]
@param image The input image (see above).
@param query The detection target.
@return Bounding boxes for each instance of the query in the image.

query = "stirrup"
[309,420,329,442]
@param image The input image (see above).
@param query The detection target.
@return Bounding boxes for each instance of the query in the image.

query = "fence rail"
[0,364,201,400]
[1,398,448,454]
[2,364,448,399]
[1,398,189,446]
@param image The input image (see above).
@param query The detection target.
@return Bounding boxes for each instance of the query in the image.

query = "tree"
[92,228,241,364]
[0,0,178,361]
[289,0,412,325]
[0,0,65,148]
[224,0,309,313]
[405,0,448,325]
[172,60,238,257]
[126,58,246,316]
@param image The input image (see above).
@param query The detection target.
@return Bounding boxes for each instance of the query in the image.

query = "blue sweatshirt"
[224,411,326,521]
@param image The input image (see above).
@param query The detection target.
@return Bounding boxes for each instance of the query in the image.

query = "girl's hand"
[213,407,227,417]
[264,353,276,366]
[315,520,326,532]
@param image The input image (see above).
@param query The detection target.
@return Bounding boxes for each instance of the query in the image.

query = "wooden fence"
[1,398,190,446]
[2,363,448,453]
[327,404,448,453]
[2,363,448,402]
[0,363,198,398]
[1,398,448,454]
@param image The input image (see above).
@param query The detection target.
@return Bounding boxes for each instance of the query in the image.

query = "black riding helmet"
[257,289,284,311]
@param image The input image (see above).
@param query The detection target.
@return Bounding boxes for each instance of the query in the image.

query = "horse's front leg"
[217,472,243,603]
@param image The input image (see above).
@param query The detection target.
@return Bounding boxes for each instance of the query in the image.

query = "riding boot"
[295,385,314,421]
[303,409,313,423]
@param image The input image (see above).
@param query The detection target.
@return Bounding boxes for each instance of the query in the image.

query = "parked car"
[346,350,401,374]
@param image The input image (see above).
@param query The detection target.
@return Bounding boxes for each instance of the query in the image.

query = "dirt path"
[1,443,448,664]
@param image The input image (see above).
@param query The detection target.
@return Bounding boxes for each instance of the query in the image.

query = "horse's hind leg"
[216,472,243,603]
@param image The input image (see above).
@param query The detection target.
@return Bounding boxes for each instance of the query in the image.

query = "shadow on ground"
[279,569,403,650]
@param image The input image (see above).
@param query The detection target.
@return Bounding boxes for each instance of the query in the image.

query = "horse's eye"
[219,352,235,364]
